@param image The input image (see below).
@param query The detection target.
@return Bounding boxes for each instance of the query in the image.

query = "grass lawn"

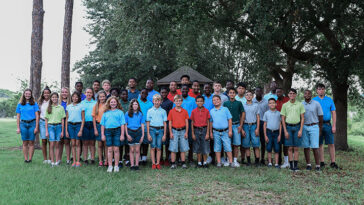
[1,118,363,204]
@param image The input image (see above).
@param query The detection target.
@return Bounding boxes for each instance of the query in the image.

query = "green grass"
[1,119,364,204]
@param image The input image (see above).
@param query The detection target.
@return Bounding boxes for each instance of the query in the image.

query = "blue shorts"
[285,124,300,147]
[105,127,121,147]
[82,121,95,141]
[232,124,241,146]
[320,123,334,145]
[128,128,142,145]
[150,127,164,149]
[67,123,81,140]
[95,123,101,141]
[213,129,232,152]
[266,130,280,153]
[193,127,210,154]
[169,129,189,153]
[242,124,260,148]
[20,120,36,141]
[48,123,62,142]
[39,119,47,140]
[301,124,319,148]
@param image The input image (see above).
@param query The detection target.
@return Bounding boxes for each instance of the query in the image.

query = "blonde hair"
[173,94,183,101]
[153,94,162,101]
[95,90,107,116]
[102,79,111,86]
[60,87,71,105]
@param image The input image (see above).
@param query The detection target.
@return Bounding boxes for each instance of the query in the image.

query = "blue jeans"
[48,123,62,142]
[242,124,260,148]
[169,129,189,152]
[95,123,101,141]
[213,130,232,152]
[67,123,81,140]
[285,124,300,147]
[20,120,36,141]
[232,124,241,146]
[266,130,280,153]
[301,124,319,148]
[150,127,164,149]
[39,119,47,140]
[320,123,334,145]
[82,121,95,141]
[105,128,121,147]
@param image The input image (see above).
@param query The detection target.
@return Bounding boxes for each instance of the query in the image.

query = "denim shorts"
[320,123,334,145]
[82,121,95,141]
[266,130,280,153]
[67,123,81,140]
[143,130,150,144]
[301,124,319,148]
[169,129,189,152]
[95,123,101,141]
[242,124,260,148]
[285,124,300,147]
[213,129,232,152]
[150,127,164,149]
[193,127,210,154]
[39,119,47,140]
[105,127,121,147]
[20,120,36,141]
[48,123,62,142]
[232,124,241,146]
[128,128,142,145]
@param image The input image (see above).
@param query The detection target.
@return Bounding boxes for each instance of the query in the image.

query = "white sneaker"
[221,158,226,164]
[47,160,52,164]
[223,161,230,167]
[281,162,290,169]
[43,160,48,164]
[233,161,240,168]
[114,166,119,172]
[107,166,113,173]
[56,160,61,165]
[51,162,55,167]
[206,156,212,164]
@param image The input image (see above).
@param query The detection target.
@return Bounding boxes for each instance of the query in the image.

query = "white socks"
[233,158,237,163]
[284,156,289,164]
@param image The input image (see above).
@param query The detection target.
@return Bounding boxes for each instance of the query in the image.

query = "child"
[160,87,173,166]
[125,99,145,170]
[16,88,40,163]
[190,80,201,98]
[242,90,260,166]
[66,92,83,167]
[168,95,189,169]
[81,88,97,165]
[120,89,130,167]
[92,90,107,166]
[110,87,120,98]
[93,80,101,99]
[102,80,111,98]
[38,86,51,163]
[101,96,125,172]
[209,95,234,167]
[147,94,167,170]
[212,82,228,104]
[45,92,66,166]
[137,88,153,165]
[59,87,71,164]
[75,81,86,100]
[191,96,210,168]
[223,88,245,167]
[263,98,282,168]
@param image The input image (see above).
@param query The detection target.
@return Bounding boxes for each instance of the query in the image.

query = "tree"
[61,0,74,89]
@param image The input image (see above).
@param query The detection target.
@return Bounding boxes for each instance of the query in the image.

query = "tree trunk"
[61,0,74,89]
[30,0,44,100]
[331,81,349,150]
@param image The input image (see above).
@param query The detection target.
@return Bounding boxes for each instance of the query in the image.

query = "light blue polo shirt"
[210,106,232,129]
[100,109,125,129]
[66,103,83,123]
[125,111,145,130]
[253,98,269,121]
[203,94,214,111]
[243,102,259,123]
[263,110,281,130]
[16,102,39,120]
[81,99,96,122]
[138,98,153,121]
[302,100,323,124]
[235,95,247,104]
[147,106,167,126]
[313,96,336,121]
[173,96,197,117]
[264,92,278,100]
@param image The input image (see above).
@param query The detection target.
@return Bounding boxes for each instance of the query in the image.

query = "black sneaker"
[80,157,83,162]
[290,166,295,171]
[330,162,339,169]
[315,167,321,172]
[241,160,246,165]
[254,162,260,167]
[197,164,203,168]
[28,160,32,163]
[141,161,147,166]
[306,165,312,170]
[246,162,251,167]
[260,159,265,166]
[275,165,280,169]
[24,160,28,163]
[90,160,95,165]
[125,161,131,167]
[320,162,325,168]
[118,161,123,168]
[84,160,89,165]
[294,167,300,172]
[130,166,135,171]
[203,164,209,168]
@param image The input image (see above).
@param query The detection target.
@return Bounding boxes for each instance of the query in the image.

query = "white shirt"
[39,100,49,119]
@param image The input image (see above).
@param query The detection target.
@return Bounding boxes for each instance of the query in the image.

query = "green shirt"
[280,100,305,124]
[120,100,130,114]
[45,105,66,124]
[223,100,244,123]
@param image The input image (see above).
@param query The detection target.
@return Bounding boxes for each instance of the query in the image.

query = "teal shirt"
[146,106,167,127]
[223,100,244,123]
[100,109,126,129]
[138,99,153,121]
[81,99,96,122]
[66,103,83,123]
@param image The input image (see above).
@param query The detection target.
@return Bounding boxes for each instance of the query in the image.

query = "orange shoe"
[76,162,81,167]
[152,164,156,169]
[156,164,161,170]
[72,162,76,167]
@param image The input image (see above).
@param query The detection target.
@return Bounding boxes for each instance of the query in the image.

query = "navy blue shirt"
[161,98,173,116]
[128,89,140,101]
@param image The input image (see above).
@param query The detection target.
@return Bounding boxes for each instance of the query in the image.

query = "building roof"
[157,66,213,85]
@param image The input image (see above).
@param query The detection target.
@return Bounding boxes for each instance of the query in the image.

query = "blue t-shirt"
[16,102,39,120]
[264,92,278,100]
[243,103,259,123]
[138,98,153,121]
[66,103,83,123]
[263,110,281,130]
[100,109,125,129]
[61,101,67,112]
[313,96,336,121]
[81,93,86,101]
[147,90,160,102]
[147,106,167,127]
[209,106,232,129]
[203,94,214,111]
[128,89,140,101]
[81,99,97,122]
[125,111,145,130]
[173,96,197,117]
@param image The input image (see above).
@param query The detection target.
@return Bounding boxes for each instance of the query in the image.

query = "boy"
[210,95,235,167]
[167,81,178,102]
[160,87,173,166]
[203,83,214,111]
[102,80,111,98]
[263,98,282,168]
[190,80,201,98]
[127,77,140,101]
[75,81,86,100]
[223,88,245,167]
[147,94,167,170]
[93,80,100,99]
[235,82,247,105]
[242,90,260,166]
[120,89,130,166]
[223,80,234,97]
[212,82,228,104]
[176,75,193,96]
[137,88,153,165]
[281,88,305,171]
[168,95,190,169]
[191,96,210,168]
[276,88,290,167]
[146,79,160,102]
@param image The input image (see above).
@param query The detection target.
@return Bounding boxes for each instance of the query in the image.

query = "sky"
[0,0,92,91]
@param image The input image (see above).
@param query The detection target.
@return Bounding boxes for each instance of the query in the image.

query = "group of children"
[16,76,339,172]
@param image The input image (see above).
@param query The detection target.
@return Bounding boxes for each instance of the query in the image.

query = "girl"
[101,96,125,173]
[38,86,51,163]
[59,87,71,164]
[66,92,83,167]
[80,88,97,164]
[45,92,66,166]
[125,99,145,170]
[16,88,39,163]
[92,90,108,166]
